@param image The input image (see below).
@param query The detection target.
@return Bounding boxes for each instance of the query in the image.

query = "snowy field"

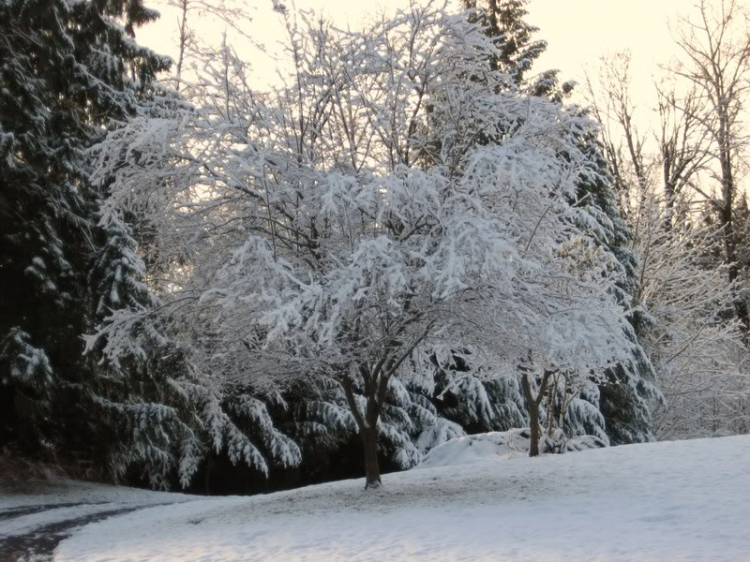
[3,435,748,561]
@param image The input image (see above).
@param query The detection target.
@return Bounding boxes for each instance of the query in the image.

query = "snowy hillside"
[36,435,749,561]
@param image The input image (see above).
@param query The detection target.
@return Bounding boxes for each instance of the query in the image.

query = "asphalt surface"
[0,502,166,561]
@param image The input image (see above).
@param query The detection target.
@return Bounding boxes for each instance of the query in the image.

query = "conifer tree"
[0,0,168,469]
[461,0,546,85]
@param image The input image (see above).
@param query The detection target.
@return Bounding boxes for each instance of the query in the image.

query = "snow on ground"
[49,435,750,562]
[0,479,195,511]
[417,429,533,469]
[0,479,198,559]
[417,429,604,468]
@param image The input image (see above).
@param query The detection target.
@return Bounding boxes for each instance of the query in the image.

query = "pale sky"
[135,0,733,118]
[532,0,684,92]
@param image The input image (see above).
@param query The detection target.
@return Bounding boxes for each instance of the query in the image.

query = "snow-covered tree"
[0,0,170,468]
[0,0,296,489]
[670,0,750,335]
[639,198,750,439]
[461,0,546,86]
[458,4,656,446]
[585,50,750,443]
[571,127,661,445]
[92,1,635,487]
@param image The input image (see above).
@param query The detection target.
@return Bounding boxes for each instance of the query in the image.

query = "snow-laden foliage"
[585,42,750,444]
[85,248,303,489]
[0,0,171,470]
[91,1,636,485]
[561,381,610,444]
[418,347,527,434]
[91,210,156,318]
[228,393,302,470]
[276,374,464,472]
[0,328,54,389]
[461,0,547,87]
[635,198,750,439]
[0,0,303,489]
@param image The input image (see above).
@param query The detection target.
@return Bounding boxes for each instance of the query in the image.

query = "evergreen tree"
[573,130,661,444]
[462,0,546,84]
[0,0,167,471]
[462,0,574,100]
[414,349,527,435]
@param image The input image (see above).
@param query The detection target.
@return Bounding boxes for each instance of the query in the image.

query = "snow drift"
[418,429,606,469]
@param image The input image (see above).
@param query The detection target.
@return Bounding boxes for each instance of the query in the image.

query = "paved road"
[0,502,168,561]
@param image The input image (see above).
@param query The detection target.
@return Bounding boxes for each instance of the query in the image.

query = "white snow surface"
[417,429,533,468]
[50,435,750,561]
[417,429,605,469]
[0,479,194,510]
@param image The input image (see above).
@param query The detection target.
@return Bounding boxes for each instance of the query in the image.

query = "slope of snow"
[54,435,750,562]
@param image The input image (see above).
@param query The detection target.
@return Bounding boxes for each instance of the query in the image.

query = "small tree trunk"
[528,400,542,457]
[521,371,552,458]
[547,373,558,437]
[361,423,381,489]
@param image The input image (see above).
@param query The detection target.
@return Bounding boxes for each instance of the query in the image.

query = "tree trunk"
[547,373,558,437]
[343,376,383,489]
[204,456,215,496]
[663,179,676,232]
[528,400,542,457]
[713,103,750,340]
[361,423,381,489]
[521,371,552,458]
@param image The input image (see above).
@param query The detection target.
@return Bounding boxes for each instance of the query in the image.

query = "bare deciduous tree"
[164,0,255,92]
[585,31,750,442]
[671,0,750,333]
